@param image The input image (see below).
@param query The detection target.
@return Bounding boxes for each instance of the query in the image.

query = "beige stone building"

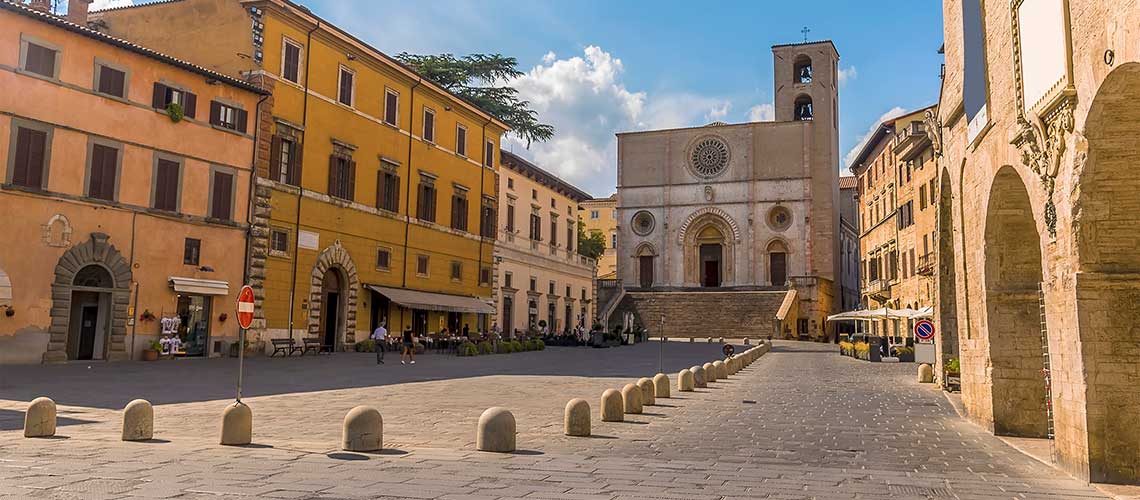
[849,106,939,345]
[837,176,860,315]
[607,41,840,341]
[493,151,595,336]
[579,195,617,279]
[935,0,1139,483]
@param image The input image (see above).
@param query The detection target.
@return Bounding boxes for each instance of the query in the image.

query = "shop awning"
[169,277,230,296]
[775,289,797,321]
[366,285,494,314]
[826,307,931,322]
[0,268,11,307]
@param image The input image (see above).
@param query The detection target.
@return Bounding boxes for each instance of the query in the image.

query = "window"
[21,40,57,78]
[209,101,247,132]
[794,95,813,121]
[611,232,617,249]
[551,198,556,209]
[8,124,50,189]
[417,176,437,222]
[152,157,181,212]
[479,200,495,238]
[794,55,812,84]
[889,250,899,281]
[152,83,197,118]
[384,89,399,126]
[548,281,556,295]
[479,267,491,286]
[529,277,537,292]
[270,229,289,254]
[566,222,574,252]
[209,168,235,220]
[87,142,120,201]
[581,289,586,300]
[328,155,355,200]
[531,188,538,200]
[590,210,599,219]
[270,134,300,185]
[423,108,435,143]
[376,167,400,212]
[506,203,516,232]
[376,248,391,270]
[504,272,513,288]
[95,64,126,98]
[566,285,571,297]
[455,125,467,157]
[911,248,917,276]
[337,66,354,106]
[450,261,462,281]
[529,212,542,241]
[550,218,558,247]
[507,178,514,189]
[183,238,201,266]
[484,140,495,167]
[281,39,302,84]
[451,189,469,232]
[416,255,429,276]
[919,185,927,210]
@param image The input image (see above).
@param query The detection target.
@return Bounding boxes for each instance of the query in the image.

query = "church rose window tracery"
[688,136,730,179]
[631,211,655,236]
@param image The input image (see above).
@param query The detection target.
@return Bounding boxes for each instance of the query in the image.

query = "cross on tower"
[801,26,811,43]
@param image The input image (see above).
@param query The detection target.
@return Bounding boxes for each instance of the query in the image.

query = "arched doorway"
[1075,62,1140,482]
[937,168,960,377]
[634,242,656,288]
[984,166,1048,438]
[307,241,359,349]
[696,225,724,287]
[46,232,132,363]
[767,240,788,286]
[320,268,344,349]
[68,265,114,360]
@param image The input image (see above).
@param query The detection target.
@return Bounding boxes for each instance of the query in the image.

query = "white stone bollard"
[601,389,624,422]
[691,365,707,388]
[220,402,252,446]
[918,363,934,383]
[342,406,383,452]
[621,383,643,414]
[677,369,695,391]
[122,399,154,441]
[476,407,516,453]
[24,397,56,438]
[565,399,590,437]
[713,360,728,380]
[703,362,718,382]
[653,373,671,399]
[637,377,655,406]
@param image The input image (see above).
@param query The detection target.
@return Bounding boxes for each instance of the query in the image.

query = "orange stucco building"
[0,1,264,363]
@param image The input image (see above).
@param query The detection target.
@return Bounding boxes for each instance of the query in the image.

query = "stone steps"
[610,290,787,339]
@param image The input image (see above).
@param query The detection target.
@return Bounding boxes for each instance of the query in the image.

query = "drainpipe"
[286,20,320,343]
[478,117,492,330]
[127,210,137,359]
[400,79,422,288]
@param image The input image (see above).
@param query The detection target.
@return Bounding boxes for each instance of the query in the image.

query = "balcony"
[864,279,892,301]
[892,121,932,161]
[916,252,935,276]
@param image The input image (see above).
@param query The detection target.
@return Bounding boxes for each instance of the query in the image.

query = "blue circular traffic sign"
[914,319,935,341]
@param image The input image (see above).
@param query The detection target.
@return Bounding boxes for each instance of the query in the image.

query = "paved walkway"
[0,342,1107,499]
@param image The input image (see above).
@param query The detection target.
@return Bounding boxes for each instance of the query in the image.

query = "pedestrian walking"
[401,325,416,365]
[371,321,387,364]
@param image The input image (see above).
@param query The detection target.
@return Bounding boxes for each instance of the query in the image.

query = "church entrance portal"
[700,244,722,287]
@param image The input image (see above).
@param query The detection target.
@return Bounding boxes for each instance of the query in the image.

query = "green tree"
[394,53,554,147]
[577,222,606,260]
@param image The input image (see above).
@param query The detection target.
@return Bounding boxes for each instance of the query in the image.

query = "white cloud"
[837,65,857,86]
[843,106,908,174]
[85,0,134,11]
[505,45,736,196]
[747,103,775,122]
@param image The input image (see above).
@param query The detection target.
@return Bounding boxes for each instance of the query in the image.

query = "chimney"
[27,0,52,13]
[67,0,92,24]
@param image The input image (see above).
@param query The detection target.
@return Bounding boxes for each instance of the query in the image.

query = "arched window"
[794,55,813,83]
[767,241,788,286]
[73,265,113,288]
[794,95,813,121]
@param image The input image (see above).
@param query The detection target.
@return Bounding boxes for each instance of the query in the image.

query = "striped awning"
[169,277,230,296]
[775,289,798,321]
[366,285,494,314]
[0,268,11,307]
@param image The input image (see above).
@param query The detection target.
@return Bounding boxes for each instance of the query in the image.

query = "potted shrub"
[457,341,478,356]
[143,340,161,361]
[944,358,962,392]
[895,346,915,363]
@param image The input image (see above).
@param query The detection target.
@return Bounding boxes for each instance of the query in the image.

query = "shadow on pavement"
[0,409,97,431]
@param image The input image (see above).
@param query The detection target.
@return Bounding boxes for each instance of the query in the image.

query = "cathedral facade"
[613,41,841,340]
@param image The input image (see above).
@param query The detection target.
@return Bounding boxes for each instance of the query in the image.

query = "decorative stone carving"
[686,135,730,179]
[1010,97,1075,238]
[677,207,741,244]
[631,211,655,236]
[923,108,942,158]
[41,214,72,248]
[703,185,714,202]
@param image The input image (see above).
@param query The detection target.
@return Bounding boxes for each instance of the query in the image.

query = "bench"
[301,337,333,355]
[270,338,301,357]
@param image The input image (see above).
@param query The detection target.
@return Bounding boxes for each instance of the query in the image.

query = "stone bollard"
[476,407,516,453]
[689,337,695,343]
[564,399,590,436]
[342,406,383,452]
[600,389,624,422]
[220,402,252,446]
[621,383,643,414]
[24,397,56,438]
[718,337,725,344]
[691,365,707,388]
[918,363,934,383]
[653,373,671,398]
[703,362,718,382]
[121,399,154,441]
[636,377,655,406]
[713,360,727,380]
[707,337,713,343]
[743,338,751,345]
[677,369,695,391]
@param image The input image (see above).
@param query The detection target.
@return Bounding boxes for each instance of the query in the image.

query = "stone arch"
[794,94,813,121]
[983,166,1048,438]
[632,241,657,257]
[1072,62,1140,482]
[793,54,813,84]
[307,240,360,348]
[936,167,960,380]
[41,214,72,247]
[765,238,790,287]
[680,210,737,286]
[46,232,132,362]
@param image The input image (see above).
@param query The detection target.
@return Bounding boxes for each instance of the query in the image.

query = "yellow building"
[494,151,595,337]
[849,106,938,343]
[578,194,617,279]
[94,0,509,348]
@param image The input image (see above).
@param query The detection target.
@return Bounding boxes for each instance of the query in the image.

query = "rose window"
[632,211,655,236]
[689,137,730,178]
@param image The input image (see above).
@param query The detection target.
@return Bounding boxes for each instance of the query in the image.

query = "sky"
[89,0,946,197]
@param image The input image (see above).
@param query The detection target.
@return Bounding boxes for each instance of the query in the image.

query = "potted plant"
[944,358,961,392]
[895,346,915,363]
[143,339,161,361]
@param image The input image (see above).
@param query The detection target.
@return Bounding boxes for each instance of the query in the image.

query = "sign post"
[235,285,255,402]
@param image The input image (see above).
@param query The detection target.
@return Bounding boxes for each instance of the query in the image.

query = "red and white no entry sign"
[236,285,255,330]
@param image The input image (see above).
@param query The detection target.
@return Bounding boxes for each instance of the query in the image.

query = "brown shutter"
[392,175,400,212]
[269,135,282,182]
[12,128,32,186]
[328,156,338,197]
[209,101,222,126]
[346,160,356,201]
[89,146,106,198]
[290,140,303,186]
[212,172,233,220]
[152,83,167,109]
[236,108,248,133]
[100,147,117,200]
[183,92,197,119]
[376,171,385,209]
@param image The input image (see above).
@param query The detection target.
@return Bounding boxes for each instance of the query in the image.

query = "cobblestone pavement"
[0,341,1107,499]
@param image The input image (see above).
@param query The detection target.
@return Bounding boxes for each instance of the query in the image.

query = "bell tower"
[773,40,839,127]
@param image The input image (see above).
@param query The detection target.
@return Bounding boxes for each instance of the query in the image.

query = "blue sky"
[96,0,946,197]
